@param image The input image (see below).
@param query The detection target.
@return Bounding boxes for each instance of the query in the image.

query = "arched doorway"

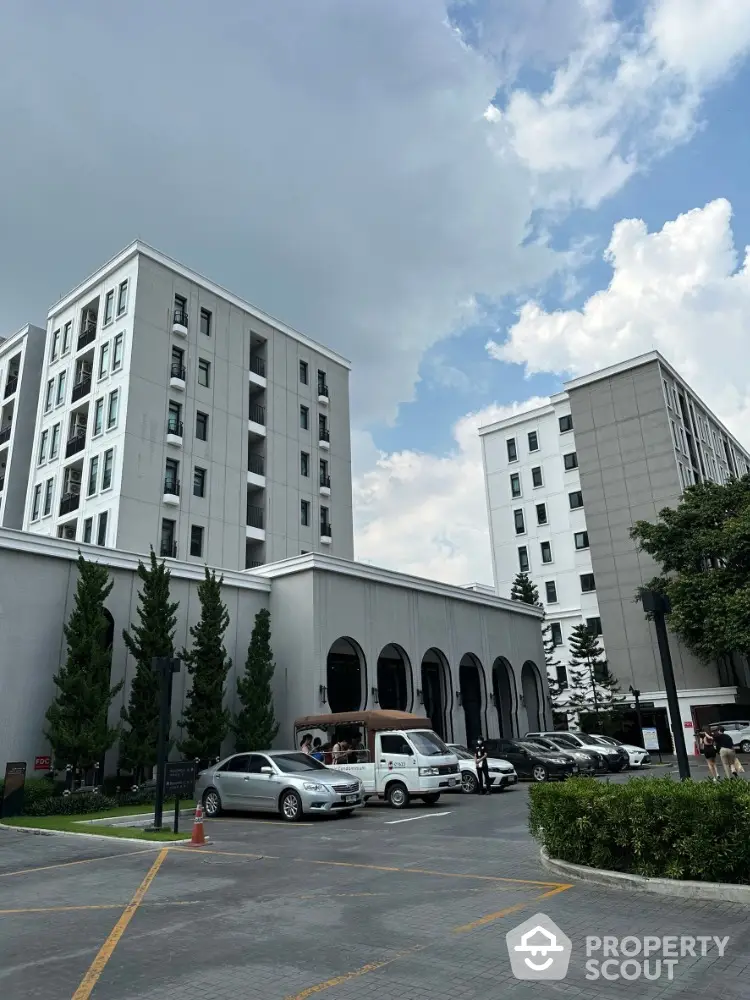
[522,660,544,732]
[326,637,366,713]
[376,644,411,711]
[492,657,517,738]
[420,648,451,741]
[459,653,486,747]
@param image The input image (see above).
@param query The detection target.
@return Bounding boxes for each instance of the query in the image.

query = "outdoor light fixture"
[371,686,379,705]
[319,684,327,704]
[416,688,423,704]
[456,690,463,706]
[490,692,497,707]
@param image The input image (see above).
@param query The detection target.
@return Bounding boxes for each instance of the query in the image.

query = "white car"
[588,734,651,768]
[448,744,518,793]
[728,726,750,754]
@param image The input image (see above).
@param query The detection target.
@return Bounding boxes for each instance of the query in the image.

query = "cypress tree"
[566,623,623,727]
[232,608,279,751]
[510,571,567,711]
[45,555,122,771]
[120,550,178,780]
[178,569,231,762]
[510,572,539,605]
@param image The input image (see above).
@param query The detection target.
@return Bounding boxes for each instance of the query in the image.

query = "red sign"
[684,721,694,729]
[34,756,52,771]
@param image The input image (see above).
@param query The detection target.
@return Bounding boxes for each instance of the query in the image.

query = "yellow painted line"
[298,857,564,887]
[452,882,574,934]
[71,848,168,1000]
[0,900,201,916]
[0,849,152,879]
[285,945,426,1000]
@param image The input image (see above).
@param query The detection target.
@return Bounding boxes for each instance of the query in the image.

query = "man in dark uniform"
[474,739,491,794]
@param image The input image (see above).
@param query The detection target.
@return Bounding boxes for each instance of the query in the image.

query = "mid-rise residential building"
[0,325,47,528]
[22,242,354,569]
[480,351,750,744]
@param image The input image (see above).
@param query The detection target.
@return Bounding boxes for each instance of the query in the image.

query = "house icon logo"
[506,913,572,980]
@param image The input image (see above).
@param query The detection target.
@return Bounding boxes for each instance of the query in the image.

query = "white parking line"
[385,812,453,825]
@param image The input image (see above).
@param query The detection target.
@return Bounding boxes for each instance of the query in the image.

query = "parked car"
[195,750,365,822]
[483,739,578,782]
[728,726,750,754]
[525,736,600,775]
[586,734,650,768]
[448,744,518,793]
[526,731,628,772]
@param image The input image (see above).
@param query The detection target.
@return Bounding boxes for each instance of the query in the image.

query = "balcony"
[172,306,188,336]
[248,403,266,437]
[246,502,265,541]
[71,375,92,403]
[77,317,97,352]
[318,428,330,450]
[320,474,331,497]
[160,540,177,558]
[59,492,81,517]
[65,433,86,459]
[0,424,11,447]
[4,375,18,399]
[163,478,180,505]
[169,363,186,390]
[320,522,332,544]
[249,355,267,389]
[317,383,329,405]
[248,452,266,488]
[166,418,184,446]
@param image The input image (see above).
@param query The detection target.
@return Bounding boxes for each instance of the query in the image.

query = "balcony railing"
[250,356,266,378]
[248,453,265,476]
[167,418,184,438]
[320,474,331,489]
[59,492,81,516]
[249,403,266,426]
[318,428,330,443]
[77,317,97,351]
[247,504,264,530]
[164,478,180,497]
[160,540,177,558]
[318,382,329,399]
[65,433,86,459]
[173,306,188,328]
[0,425,12,445]
[170,363,186,381]
[246,559,263,569]
[71,374,92,403]
[4,375,18,398]
[320,521,332,538]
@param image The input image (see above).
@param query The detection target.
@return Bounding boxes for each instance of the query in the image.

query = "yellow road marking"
[452,883,574,934]
[71,848,168,1000]
[298,857,564,886]
[0,849,152,879]
[0,900,201,916]
[285,946,426,1000]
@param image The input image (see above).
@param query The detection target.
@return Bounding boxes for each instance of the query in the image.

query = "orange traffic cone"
[190,802,207,846]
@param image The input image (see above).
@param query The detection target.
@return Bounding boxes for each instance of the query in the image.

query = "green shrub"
[529,776,750,884]
[24,792,117,816]
[0,776,58,812]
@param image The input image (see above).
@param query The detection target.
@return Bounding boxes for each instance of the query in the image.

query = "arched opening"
[492,657,517,738]
[522,660,544,732]
[326,637,366,713]
[420,648,451,741]
[376,644,411,711]
[459,653,486,747]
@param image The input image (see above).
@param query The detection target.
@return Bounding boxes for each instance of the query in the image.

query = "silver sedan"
[194,750,365,822]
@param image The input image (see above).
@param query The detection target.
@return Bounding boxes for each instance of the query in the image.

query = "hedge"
[529,777,750,884]
[0,777,180,817]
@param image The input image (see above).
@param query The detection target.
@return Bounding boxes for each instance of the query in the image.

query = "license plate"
[343,794,358,804]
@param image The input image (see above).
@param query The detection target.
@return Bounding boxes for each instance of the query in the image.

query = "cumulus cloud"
[491,198,750,438]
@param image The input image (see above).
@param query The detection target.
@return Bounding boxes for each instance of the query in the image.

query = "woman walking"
[699,730,719,781]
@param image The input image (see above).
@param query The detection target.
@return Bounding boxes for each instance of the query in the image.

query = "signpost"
[642,727,660,751]
[1,761,27,818]
[164,761,196,833]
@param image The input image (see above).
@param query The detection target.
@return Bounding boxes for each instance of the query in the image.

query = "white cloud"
[354,397,549,584]
[490,198,750,438]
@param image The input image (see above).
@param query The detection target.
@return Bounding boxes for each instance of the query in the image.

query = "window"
[99,342,109,378]
[195,411,208,441]
[574,531,590,550]
[31,484,41,520]
[559,414,573,432]
[299,360,308,384]
[87,456,99,496]
[531,466,543,488]
[171,344,184,371]
[44,379,54,412]
[56,371,66,405]
[550,622,563,647]
[43,478,54,517]
[506,438,518,462]
[563,452,578,471]
[62,322,72,355]
[117,280,128,316]
[190,525,204,557]
[103,290,114,326]
[38,430,49,465]
[51,329,60,361]
[510,473,521,498]
[102,449,114,490]
[93,398,104,435]
[545,581,558,603]
[97,511,108,547]
[536,503,547,525]
[107,389,119,428]
[174,293,187,322]
[300,451,309,477]
[300,405,309,430]
[301,499,310,526]
[320,458,329,485]
[569,490,584,509]
[587,616,603,636]
[58,523,76,541]
[541,540,552,564]
[199,308,212,337]
[198,358,210,387]
[513,508,525,535]
[556,663,568,689]
[112,333,124,371]
[50,424,60,460]
[83,517,93,544]
[380,735,413,755]
[528,430,539,452]
[580,573,596,593]
[160,518,176,557]
[193,467,206,497]
[320,505,330,528]
[318,414,328,440]
[165,458,179,489]
[518,546,529,572]
[317,369,327,395]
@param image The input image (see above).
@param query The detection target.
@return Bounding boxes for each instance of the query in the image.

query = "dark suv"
[484,738,578,782]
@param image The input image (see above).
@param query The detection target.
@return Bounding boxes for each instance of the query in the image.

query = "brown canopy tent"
[294,710,433,760]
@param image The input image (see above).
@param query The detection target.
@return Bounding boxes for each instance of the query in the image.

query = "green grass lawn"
[1,800,196,842]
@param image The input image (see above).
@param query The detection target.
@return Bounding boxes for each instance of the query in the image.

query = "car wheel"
[202,788,222,818]
[422,793,441,805]
[741,741,750,754]
[386,782,409,809]
[280,789,303,822]
[531,765,548,782]
[461,772,478,794]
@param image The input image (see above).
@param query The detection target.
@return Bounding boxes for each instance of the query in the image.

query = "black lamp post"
[629,685,643,746]
[151,655,181,830]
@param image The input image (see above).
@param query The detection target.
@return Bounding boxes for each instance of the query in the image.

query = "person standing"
[474,740,490,795]
[714,727,739,779]
[699,730,719,781]
[300,733,313,754]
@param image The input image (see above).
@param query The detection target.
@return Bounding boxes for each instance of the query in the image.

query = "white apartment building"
[22,242,354,570]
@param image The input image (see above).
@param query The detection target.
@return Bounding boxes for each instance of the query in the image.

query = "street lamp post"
[629,685,644,746]
[151,656,182,830]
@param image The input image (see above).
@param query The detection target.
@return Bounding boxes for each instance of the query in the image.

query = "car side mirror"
[261,766,273,774]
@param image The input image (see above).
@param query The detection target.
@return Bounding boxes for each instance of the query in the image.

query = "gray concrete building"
[0,324,47,528]
[22,242,354,570]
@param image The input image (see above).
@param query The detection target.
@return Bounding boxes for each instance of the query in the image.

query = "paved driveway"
[1,780,749,999]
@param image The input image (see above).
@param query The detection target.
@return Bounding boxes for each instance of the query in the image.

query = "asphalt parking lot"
[2,774,750,1000]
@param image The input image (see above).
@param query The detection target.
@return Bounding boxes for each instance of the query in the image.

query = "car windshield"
[515,742,546,753]
[551,734,578,747]
[410,731,452,756]
[451,747,473,760]
[583,735,610,746]
[271,753,328,773]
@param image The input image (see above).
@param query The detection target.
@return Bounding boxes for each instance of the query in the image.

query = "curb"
[79,809,195,828]
[0,822,191,847]
[540,849,750,903]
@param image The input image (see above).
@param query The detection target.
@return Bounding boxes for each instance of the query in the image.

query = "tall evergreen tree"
[178,569,231,762]
[510,572,539,605]
[232,608,279,751]
[45,556,122,771]
[510,571,567,711]
[566,624,623,726]
[120,550,178,779]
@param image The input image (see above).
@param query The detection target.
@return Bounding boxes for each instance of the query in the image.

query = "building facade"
[22,243,354,571]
